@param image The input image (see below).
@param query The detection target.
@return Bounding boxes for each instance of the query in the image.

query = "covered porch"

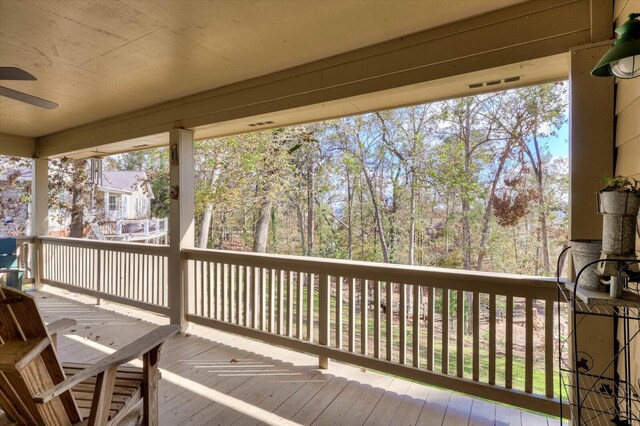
[1,0,638,424]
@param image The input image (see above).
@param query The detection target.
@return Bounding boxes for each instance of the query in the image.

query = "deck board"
[0,287,562,426]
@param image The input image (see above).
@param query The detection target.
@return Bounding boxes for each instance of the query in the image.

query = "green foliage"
[601,175,640,195]
[11,82,567,276]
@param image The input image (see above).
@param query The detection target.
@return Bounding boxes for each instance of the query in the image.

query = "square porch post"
[168,129,195,330]
[31,158,48,290]
[568,40,615,422]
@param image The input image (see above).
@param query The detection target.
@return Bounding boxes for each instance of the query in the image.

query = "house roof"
[101,171,154,198]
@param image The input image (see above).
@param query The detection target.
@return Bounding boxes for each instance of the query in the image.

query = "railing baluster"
[244,266,251,326]
[190,260,197,315]
[399,283,406,364]
[457,290,464,377]
[307,273,314,341]
[442,288,449,374]
[278,270,284,335]
[525,298,533,393]
[489,293,496,385]
[269,269,275,333]
[386,281,393,361]
[287,270,293,336]
[296,272,303,339]
[349,277,356,352]
[427,286,434,371]
[230,264,236,323]
[319,274,330,368]
[137,252,142,301]
[214,262,223,320]
[142,253,147,303]
[361,279,368,356]
[235,264,242,324]
[506,295,513,389]
[253,267,259,328]
[545,298,554,398]
[207,261,212,317]
[260,268,267,331]
[374,280,380,358]
[412,284,419,368]
[473,291,480,381]
[199,260,205,316]
[336,276,342,349]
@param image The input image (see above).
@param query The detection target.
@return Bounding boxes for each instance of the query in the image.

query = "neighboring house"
[0,168,167,243]
[95,171,168,243]
[98,171,153,221]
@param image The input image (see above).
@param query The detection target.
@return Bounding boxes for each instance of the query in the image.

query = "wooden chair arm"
[47,318,77,349]
[33,324,179,404]
[47,318,77,336]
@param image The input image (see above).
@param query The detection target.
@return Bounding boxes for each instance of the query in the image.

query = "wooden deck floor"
[1,287,560,426]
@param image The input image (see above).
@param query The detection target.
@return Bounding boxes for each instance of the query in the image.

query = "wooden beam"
[37,0,593,157]
[0,133,35,158]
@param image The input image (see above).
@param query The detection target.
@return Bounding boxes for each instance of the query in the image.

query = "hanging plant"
[492,173,537,227]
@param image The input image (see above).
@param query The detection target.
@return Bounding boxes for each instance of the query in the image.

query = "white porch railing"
[182,248,566,416]
[39,237,170,315]
[97,218,168,238]
[35,237,567,416]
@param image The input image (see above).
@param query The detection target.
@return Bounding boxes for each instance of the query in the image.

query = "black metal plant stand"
[556,251,640,426]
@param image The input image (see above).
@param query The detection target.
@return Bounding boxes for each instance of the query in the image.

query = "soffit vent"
[248,120,275,127]
[468,75,522,90]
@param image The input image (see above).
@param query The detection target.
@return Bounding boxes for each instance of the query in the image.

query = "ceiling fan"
[0,67,58,109]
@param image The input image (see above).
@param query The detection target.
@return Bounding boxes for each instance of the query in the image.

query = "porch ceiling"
[0,0,527,139]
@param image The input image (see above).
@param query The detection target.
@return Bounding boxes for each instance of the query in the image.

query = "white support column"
[568,41,615,423]
[31,158,49,289]
[168,129,195,330]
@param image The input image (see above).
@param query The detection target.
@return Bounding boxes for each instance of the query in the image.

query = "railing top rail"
[13,236,35,243]
[38,236,169,254]
[183,247,560,297]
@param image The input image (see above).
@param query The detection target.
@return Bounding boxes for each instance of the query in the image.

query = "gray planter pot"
[597,191,640,216]
[570,239,605,291]
[596,191,640,277]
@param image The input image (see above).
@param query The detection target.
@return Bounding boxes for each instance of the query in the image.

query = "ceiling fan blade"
[0,86,58,109]
[0,67,37,81]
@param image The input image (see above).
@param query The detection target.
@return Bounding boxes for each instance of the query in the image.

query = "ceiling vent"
[468,75,522,90]
[248,120,275,127]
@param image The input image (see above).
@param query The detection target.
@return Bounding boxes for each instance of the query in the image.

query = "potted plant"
[596,175,640,283]
[598,175,640,216]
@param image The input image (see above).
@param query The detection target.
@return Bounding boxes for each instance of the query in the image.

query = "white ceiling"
[0,0,528,138]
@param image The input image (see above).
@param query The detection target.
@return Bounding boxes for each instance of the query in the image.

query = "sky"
[542,121,569,158]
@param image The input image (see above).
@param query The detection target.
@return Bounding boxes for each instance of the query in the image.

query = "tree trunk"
[461,111,472,270]
[253,198,273,253]
[199,206,213,248]
[296,197,306,256]
[307,152,315,256]
[363,167,389,263]
[477,146,511,271]
[69,188,84,238]
[199,166,222,248]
